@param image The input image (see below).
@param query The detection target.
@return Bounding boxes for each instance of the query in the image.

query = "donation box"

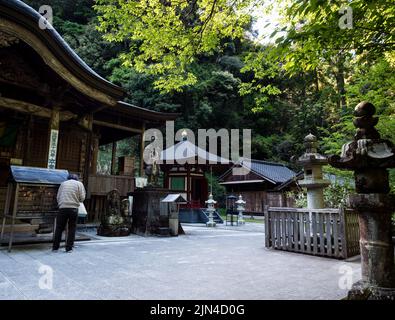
[1,166,69,251]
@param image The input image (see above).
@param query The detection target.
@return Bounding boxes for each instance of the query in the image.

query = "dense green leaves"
[22,0,395,191]
[94,0,253,92]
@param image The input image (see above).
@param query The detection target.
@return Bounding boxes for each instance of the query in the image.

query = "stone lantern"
[297,133,330,209]
[328,101,395,300]
[205,193,217,227]
[236,195,246,225]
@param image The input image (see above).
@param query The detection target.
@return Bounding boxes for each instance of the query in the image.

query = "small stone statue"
[97,189,131,236]
[145,135,160,187]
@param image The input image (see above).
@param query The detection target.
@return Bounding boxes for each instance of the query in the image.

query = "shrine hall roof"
[219,158,299,187]
[1,0,179,123]
[1,0,125,100]
[160,139,231,165]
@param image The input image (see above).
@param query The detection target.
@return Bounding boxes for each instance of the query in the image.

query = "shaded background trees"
[23,0,395,190]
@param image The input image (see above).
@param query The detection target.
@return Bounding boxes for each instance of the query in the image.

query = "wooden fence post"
[339,206,348,258]
[264,205,270,248]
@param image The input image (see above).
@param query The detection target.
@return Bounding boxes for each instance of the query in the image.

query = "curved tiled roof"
[116,101,180,122]
[0,0,125,100]
[244,159,297,184]
[161,139,231,164]
[1,0,180,122]
[219,158,298,186]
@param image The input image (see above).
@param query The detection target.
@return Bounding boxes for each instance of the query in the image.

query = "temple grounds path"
[0,223,361,300]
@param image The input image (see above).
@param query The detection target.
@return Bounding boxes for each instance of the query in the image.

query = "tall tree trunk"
[334,55,347,114]
[314,68,320,94]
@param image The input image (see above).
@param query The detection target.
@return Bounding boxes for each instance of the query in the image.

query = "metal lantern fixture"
[226,195,238,226]
[205,193,217,227]
[235,194,246,225]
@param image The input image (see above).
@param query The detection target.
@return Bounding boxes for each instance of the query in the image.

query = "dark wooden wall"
[57,125,86,174]
[237,191,295,213]
[25,118,49,168]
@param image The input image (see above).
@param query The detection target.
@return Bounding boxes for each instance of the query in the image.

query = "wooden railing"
[87,174,134,197]
[264,206,360,259]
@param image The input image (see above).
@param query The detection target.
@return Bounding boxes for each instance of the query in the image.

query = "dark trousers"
[53,208,78,251]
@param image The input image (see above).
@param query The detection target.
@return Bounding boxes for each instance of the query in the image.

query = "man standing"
[53,174,86,252]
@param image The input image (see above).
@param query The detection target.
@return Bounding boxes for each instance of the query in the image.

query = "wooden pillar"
[13,117,26,162]
[82,113,94,188]
[163,168,169,189]
[90,134,100,175]
[187,165,191,202]
[47,108,60,169]
[23,115,33,165]
[139,122,146,177]
[111,141,117,175]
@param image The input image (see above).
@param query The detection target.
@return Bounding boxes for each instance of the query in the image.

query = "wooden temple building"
[0,0,177,223]
[219,159,301,213]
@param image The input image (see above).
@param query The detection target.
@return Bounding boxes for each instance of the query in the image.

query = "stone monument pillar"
[329,101,395,300]
[297,133,330,209]
[130,134,172,236]
[131,187,171,236]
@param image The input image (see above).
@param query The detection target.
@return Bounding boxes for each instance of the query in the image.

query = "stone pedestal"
[168,213,179,236]
[347,193,395,299]
[348,281,395,300]
[130,187,171,236]
[305,186,325,209]
[206,220,216,227]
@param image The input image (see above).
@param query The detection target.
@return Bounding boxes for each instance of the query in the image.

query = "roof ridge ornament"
[181,130,188,141]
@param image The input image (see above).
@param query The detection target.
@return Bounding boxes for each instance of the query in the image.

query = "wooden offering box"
[0,166,69,251]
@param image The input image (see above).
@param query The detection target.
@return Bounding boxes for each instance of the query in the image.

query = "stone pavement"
[0,223,361,300]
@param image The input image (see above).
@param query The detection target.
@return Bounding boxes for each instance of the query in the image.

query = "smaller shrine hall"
[160,132,230,208]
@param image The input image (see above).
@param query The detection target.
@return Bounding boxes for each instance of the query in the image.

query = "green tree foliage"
[25,0,96,23]
[94,0,254,92]
[22,0,395,193]
[205,173,226,206]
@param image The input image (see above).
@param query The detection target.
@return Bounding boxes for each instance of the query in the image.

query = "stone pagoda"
[329,101,395,300]
[297,133,330,209]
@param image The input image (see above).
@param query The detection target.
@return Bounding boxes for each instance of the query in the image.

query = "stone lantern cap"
[235,194,246,205]
[205,193,217,205]
[328,101,395,171]
[329,101,395,193]
[297,133,328,165]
